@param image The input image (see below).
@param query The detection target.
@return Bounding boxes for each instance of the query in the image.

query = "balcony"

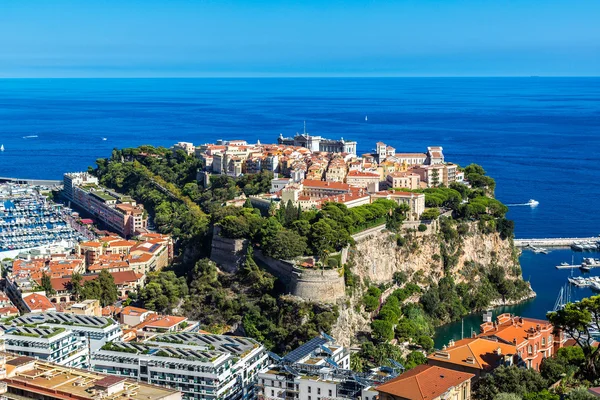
[0,382,6,394]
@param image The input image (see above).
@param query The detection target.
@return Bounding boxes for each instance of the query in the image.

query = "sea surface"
[0,78,599,341]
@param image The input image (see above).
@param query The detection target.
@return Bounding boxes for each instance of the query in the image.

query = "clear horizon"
[1,0,599,78]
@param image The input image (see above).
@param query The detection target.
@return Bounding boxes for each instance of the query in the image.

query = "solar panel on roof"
[283,337,327,363]
[319,345,333,355]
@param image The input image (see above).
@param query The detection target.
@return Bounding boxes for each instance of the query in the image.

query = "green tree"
[417,335,434,352]
[565,388,596,400]
[494,394,522,400]
[70,272,83,301]
[420,208,440,221]
[405,351,427,369]
[474,366,548,400]
[547,295,600,379]
[371,320,394,342]
[523,390,559,400]
[262,229,307,260]
[40,272,56,296]
[97,269,119,306]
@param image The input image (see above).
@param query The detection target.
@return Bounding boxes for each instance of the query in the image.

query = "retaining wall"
[209,227,248,273]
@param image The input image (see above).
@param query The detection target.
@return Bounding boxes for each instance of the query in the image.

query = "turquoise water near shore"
[434,248,600,348]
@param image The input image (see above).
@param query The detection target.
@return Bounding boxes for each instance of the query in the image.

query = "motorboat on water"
[528,199,539,207]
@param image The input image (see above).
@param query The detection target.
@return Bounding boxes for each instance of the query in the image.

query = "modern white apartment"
[257,334,394,400]
[0,325,88,368]
[13,312,122,351]
[91,332,269,400]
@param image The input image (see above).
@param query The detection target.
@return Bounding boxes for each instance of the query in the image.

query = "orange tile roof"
[428,338,516,371]
[347,170,380,177]
[134,314,187,330]
[121,306,151,316]
[301,179,350,191]
[80,241,102,248]
[376,365,474,400]
[480,316,554,347]
[0,306,18,316]
[102,305,122,317]
[23,293,55,312]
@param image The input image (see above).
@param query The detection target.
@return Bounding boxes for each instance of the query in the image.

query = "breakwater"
[514,237,599,248]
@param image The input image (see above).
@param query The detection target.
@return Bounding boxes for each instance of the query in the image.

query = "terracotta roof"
[102,305,122,317]
[479,316,554,347]
[428,338,516,371]
[134,314,187,330]
[395,153,427,158]
[347,170,379,178]
[301,179,350,191]
[0,306,19,316]
[372,190,424,198]
[121,306,151,316]
[376,365,474,400]
[23,293,55,312]
[80,241,102,248]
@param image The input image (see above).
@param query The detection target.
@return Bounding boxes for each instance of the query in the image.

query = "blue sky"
[1,0,599,77]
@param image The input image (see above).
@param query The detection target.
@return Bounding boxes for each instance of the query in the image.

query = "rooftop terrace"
[14,312,116,329]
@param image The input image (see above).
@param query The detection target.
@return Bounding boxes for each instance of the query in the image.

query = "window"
[542,337,546,346]
[279,382,282,388]
[308,387,312,393]
[309,397,311,400]
[271,390,275,396]
[462,385,467,400]
[318,389,321,395]
[329,390,332,397]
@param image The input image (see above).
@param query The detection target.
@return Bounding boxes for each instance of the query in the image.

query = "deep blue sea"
[1,78,599,343]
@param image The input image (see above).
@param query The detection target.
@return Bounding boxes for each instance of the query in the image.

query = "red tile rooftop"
[376,365,473,400]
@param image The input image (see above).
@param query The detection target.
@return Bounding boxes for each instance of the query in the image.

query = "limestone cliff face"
[331,222,527,347]
[351,222,519,286]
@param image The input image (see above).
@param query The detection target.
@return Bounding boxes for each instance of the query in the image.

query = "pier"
[0,176,62,187]
[514,237,599,248]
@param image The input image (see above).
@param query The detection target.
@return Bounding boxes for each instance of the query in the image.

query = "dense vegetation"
[216,199,407,262]
[94,147,338,354]
[93,147,526,364]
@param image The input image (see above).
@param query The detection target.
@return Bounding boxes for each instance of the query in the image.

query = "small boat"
[527,199,539,207]
[22,135,38,139]
[580,265,592,272]
[102,137,107,141]
[0,144,3,151]
[365,116,368,121]
[561,262,570,266]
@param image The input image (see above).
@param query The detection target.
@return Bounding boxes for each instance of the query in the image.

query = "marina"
[0,183,84,254]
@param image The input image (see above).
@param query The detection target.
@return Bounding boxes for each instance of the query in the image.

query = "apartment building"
[386,172,421,190]
[91,332,268,400]
[346,171,380,192]
[376,365,474,400]
[427,338,517,380]
[0,325,88,368]
[173,142,196,156]
[0,355,182,400]
[478,314,561,371]
[258,334,393,400]
[64,172,148,237]
[13,311,122,351]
